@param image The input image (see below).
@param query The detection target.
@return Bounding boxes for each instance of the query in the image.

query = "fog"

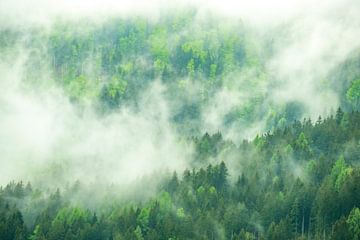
[0,0,359,188]
[0,61,191,185]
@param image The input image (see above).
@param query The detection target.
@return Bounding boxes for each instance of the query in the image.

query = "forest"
[1,1,360,239]
[2,109,360,239]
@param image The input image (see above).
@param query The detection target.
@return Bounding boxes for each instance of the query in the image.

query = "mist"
[0,67,191,186]
[1,0,360,188]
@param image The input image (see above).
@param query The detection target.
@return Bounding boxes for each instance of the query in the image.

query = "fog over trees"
[0,0,360,239]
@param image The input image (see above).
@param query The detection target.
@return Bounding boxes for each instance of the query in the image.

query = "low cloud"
[0,0,360,187]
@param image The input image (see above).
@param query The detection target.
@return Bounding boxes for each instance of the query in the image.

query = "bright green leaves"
[134,225,144,240]
[294,132,312,159]
[346,79,360,108]
[42,14,265,125]
[149,27,170,74]
[181,39,206,78]
[254,134,266,150]
[296,132,309,150]
[138,207,150,231]
[176,208,186,218]
[186,58,195,78]
[101,75,128,108]
[118,18,147,56]
[49,207,93,240]
[52,207,90,227]
[67,75,87,99]
[107,76,128,99]
[196,185,205,195]
[153,59,167,74]
[66,75,101,103]
[181,40,206,64]
[347,208,360,240]
[331,156,353,191]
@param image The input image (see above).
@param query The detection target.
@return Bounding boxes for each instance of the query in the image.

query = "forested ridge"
[1,109,360,240]
[1,4,360,240]
[1,12,269,137]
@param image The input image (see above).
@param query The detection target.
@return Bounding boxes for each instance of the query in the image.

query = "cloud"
[266,0,360,118]
[0,53,191,185]
[0,0,356,28]
[199,0,360,136]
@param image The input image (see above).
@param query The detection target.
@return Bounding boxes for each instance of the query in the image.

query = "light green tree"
[347,207,360,240]
[346,79,360,108]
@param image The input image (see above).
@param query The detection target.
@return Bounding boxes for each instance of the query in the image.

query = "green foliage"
[2,8,360,238]
[107,76,128,98]
[347,79,360,108]
[1,110,360,239]
[331,155,353,191]
[10,13,279,133]
[347,208,360,240]
[15,110,360,238]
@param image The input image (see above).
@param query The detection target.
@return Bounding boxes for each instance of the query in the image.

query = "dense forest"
[2,109,360,239]
[1,1,360,240]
